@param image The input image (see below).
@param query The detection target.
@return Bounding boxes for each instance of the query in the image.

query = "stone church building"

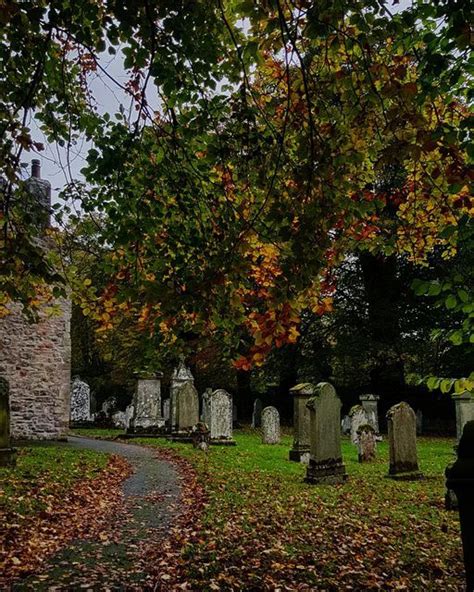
[0,160,71,439]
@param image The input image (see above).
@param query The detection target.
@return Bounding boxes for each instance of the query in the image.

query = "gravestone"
[125,404,134,428]
[205,389,235,444]
[289,383,315,462]
[175,381,199,431]
[357,424,377,462]
[451,391,474,441]
[341,415,351,435]
[170,356,194,429]
[252,398,263,428]
[305,382,347,485]
[130,373,165,433]
[386,402,423,480]
[349,405,368,445]
[261,406,280,444]
[70,376,92,424]
[201,388,213,424]
[112,410,127,429]
[162,399,170,423]
[359,394,380,433]
[416,409,423,436]
[0,377,16,467]
[101,396,118,418]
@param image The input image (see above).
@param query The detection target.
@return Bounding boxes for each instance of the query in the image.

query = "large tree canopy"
[1,0,472,368]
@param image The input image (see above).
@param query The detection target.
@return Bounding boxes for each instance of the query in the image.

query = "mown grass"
[0,444,108,516]
[74,427,463,590]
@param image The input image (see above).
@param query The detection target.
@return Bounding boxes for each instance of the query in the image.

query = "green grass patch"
[0,444,108,516]
[71,428,124,440]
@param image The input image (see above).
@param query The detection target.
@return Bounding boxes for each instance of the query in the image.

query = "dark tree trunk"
[358,252,404,396]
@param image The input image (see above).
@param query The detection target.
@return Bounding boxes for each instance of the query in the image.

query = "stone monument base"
[210,438,236,446]
[0,447,16,467]
[289,447,310,462]
[386,470,424,481]
[305,458,347,485]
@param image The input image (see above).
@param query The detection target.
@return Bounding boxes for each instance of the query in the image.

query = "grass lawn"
[75,427,464,591]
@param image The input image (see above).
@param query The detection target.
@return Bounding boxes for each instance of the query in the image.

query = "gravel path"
[15,436,181,591]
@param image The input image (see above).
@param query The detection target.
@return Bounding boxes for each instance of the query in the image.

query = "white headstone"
[349,405,369,445]
[261,406,280,444]
[131,374,164,431]
[70,377,91,423]
[170,356,194,429]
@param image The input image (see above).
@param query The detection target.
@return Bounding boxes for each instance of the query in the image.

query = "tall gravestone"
[170,356,194,430]
[261,406,280,444]
[305,383,347,485]
[359,394,380,433]
[451,391,474,441]
[386,402,423,480]
[0,377,16,467]
[205,389,235,444]
[289,383,314,462]
[130,373,165,433]
[357,424,377,463]
[175,381,199,431]
[349,405,368,445]
[70,376,92,424]
[252,398,263,428]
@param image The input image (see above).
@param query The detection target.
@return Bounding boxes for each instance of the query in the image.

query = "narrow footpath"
[15,436,181,591]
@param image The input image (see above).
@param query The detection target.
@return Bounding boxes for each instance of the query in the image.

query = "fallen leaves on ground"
[0,452,131,586]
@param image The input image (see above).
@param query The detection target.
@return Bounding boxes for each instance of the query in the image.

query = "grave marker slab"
[452,392,474,441]
[205,389,235,444]
[305,382,347,485]
[359,394,380,433]
[70,376,92,424]
[349,405,368,445]
[261,406,280,444]
[386,402,423,480]
[130,374,165,433]
[357,424,377,462]
[289,383,314,462]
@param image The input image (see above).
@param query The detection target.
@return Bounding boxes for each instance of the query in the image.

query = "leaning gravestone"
[175,381,199,431]
[205,389,235,444]
[289,383,314,462]
[170,356,194,429]
[357,424,377,462]
[70,376,92,424]
[261,406,280,444]
[451,391,474,441]
[0,377,15,467]
[130,373,165,433]
[349,405,368,445]
[359,394,380,433]
[386,402,423,480]
[252,398,263,428]
[305,382,347,485]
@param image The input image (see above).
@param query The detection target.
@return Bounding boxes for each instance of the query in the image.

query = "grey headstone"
[101,396,118,418]
[206,389,234,441]
[387,402,423,480]
[289,383,315,461]
[360,394,380,433]
[201,388,213,424]
[349,405,368,445]
[131,375,164,431]
[162,399,170,422]
[175,381,199,431]
[112,410,127,429]
[341,415,351,435]
[305,382,347,485]
[261,406,280,444]
[70,376,92,423]
[452,392,474,441]
[252,398,263,428]
[357,424,377,462]
[170,356,194,428]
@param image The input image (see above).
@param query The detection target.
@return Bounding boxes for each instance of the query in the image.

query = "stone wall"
[0,300,71,440]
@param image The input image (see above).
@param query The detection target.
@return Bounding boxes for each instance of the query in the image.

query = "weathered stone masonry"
[0,160,71,439]
[0,301,71,440]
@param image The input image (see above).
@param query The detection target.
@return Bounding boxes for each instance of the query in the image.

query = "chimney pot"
[31,159,41,179]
